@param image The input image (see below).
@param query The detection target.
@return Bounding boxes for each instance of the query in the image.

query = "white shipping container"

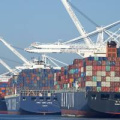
[86,66,92,71]
[101,71,106,76]
[110,72,115,77]
[110,77,115,82]
[105,82,110,87]
[97,71,102,76]
[48,93,51,96]
[75,84,78,89]
[67,83,70,88]
[81,67,84,72]
[54,73,57,81]
[86,71,92,76]
[101,82,106,87]
[92,82,97,87]
[86,81,93,86]
[114,77,120,82]
[97,77,101,81]
[106,77,110,81]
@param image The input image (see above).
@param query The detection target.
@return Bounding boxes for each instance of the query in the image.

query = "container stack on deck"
[54,56,120,93]
[85,57,120,92]
[6,69,60,95]
[5,56,120,95]
[0,82,8,97]
[54,59,86,90]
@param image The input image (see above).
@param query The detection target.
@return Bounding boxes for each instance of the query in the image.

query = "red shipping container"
[108,57,112,61]
[114,82,120,87]
[111,57,117,61]
[106,72,110,76]
[110,82,114,87]
[64,79,69,83]
[97,66,102,71]
[86,76,92,81]
[68,65,74,69]
[73,59,82,64]
[115,67,119,71]
[101,77,106,81]
[102,66,106,71]
[61,67,65,71]
[78,62,83,67]
[78,82,81,88]
[110,87,115,92]
[115,87,119,92]
[92,66,97,71]
[105,87,110,92]
[116,57,120,61]
[102,61,106,66]
[110,66,115,71]
[86,61,92,66]
[93,71,97,76]
[115,62,119,66]
[81,81,85,87]
[69,83,73,88]
[115,72,120,76]
[93,61,97,66]
[101,87,106,92]
[68,74,74,78]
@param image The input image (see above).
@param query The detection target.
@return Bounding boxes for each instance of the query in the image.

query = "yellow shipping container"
[70,78,74,83]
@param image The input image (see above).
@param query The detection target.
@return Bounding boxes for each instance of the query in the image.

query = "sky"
[0,0,120,74]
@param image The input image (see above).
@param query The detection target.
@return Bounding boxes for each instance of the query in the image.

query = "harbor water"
[0,115,119,120]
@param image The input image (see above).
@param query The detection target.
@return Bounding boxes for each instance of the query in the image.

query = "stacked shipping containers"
[5,56,120,95]
[4,41,120,95]
[85,57,120,92]
[55,59,86,90]
[6,68,60,95]
[55,56,120,93]
[0,82,8,97]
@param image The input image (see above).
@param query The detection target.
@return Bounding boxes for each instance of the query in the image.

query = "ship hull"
[56,91,101,117]
[0,98,8,114]
[4,91,61,115]
[87,91,120,117]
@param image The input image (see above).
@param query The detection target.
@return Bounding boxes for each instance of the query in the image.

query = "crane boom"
[0,59,13,73]
[61,0,92,47]
[0,38,31,66]
[63,20,120,44]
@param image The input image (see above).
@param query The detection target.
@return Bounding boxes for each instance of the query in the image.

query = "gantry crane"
[0,59,14,74]
[0,59,18,82]
[0,38,68,69]
[0,38,32,68]
[25,21,120,57]
[25,0,120,58]
[61,0,93,47]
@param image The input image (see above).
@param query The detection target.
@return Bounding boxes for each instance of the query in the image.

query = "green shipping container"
[106,66,110,71]
[93,76,97,82]
[78,78,81,82]
[64,84,67,89]
[97,87,101,91]
[57,85,60,89]
[94,57,98,61]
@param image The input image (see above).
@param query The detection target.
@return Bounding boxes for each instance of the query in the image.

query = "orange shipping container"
[69,78,74,83]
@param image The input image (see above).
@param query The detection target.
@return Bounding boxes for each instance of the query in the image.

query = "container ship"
[0,41,120,117]
[56,41,120,117]
[4,68,61,115]
[87,41,120,116]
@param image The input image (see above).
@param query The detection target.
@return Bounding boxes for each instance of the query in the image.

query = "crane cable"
[68,1,100,27]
